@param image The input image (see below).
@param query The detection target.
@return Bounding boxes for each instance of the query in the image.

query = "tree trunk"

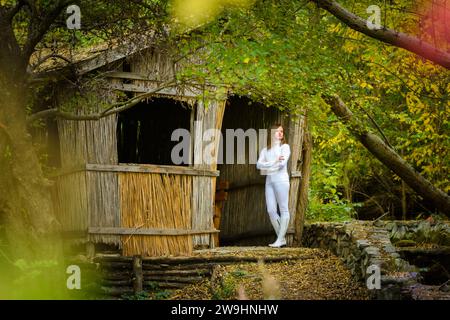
[324,95,450,217]
[293,118,312,246]
[0,80,60,259]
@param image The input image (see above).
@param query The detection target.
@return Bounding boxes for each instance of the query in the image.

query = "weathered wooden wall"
[54,85,121,245]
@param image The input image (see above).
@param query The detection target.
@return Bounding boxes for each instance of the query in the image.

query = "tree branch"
[27,80,177,123]
[4,0,26,22]
[28,54,73,72]
[311,0,450,69]
[323,94,450,216]
[23,0,75,60]
[357,104,393,149]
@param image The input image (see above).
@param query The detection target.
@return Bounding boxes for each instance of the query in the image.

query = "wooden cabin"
[46,41,308,257]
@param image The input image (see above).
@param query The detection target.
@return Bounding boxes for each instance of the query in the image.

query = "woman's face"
[274,126,284,141]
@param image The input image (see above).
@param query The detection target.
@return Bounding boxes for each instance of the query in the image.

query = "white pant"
[265,181,290,220]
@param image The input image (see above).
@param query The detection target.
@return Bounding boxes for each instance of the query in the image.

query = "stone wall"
[302,221,421,300]
[382,220,450,246]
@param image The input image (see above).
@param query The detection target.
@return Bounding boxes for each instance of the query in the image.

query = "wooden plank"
[49,165,85,178]
[63,40,148,77]
[88,227,220,235]
[105,71,157,81]
[105,72,218,89]
[86,163,219,176]
[192,100,221,248]
[290,171,302,178]
[133,256,143,294]
[189,106,195,166]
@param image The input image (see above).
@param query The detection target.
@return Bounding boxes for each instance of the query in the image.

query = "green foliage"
[122,291,150,300]
[121,288,171,300]
[230,269,248,277]
[212,272,237,299]
[121,282,173,300]
[173,0,347,114]
[154,290,172,300]
[306,194,360,222]
[0,257,70,299]
[171,0,448,217]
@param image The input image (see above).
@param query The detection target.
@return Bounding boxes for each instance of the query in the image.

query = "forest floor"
[167,247,370,300]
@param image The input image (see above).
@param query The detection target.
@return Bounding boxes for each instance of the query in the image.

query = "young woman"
[256,124,291,248]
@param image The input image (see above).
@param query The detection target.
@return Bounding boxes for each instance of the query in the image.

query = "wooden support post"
[213,180,229,248]
[86,241,95,260]
[133,255,143,294]
[209,232,215,249]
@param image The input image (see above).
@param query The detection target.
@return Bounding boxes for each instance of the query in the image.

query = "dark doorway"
[217,95,281,246]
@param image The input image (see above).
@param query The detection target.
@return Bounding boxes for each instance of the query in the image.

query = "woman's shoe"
[268,238,286,248]
[268,216,289,248]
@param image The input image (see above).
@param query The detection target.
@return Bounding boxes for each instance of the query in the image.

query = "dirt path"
[169,247,370,300]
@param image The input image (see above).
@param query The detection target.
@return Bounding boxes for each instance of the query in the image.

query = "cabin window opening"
[117,97,192,166]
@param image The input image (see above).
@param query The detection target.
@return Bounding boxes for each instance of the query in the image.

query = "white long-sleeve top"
[256,142,291,183]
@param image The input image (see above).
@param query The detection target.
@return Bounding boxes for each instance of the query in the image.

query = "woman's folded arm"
[256,149,280,170]
[277,145,291,167]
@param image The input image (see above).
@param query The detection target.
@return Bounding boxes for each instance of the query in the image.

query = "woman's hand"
[278,156,285,161]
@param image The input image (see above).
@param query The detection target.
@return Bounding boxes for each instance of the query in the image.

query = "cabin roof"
[31,34,156,79]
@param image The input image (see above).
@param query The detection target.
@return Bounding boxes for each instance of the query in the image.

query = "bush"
[306,193,361,222]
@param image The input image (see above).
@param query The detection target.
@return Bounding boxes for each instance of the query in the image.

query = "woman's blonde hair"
[267,123,286,149]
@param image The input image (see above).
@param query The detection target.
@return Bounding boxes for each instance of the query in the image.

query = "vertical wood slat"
[287,117,301,207]
[57,112,88,167]
[87,171,120,245]
[130,47,198,103]
[52,171,88,236]
[192,100,223,247]
[210,100,226,247]
[286,116,305,245]
[84,95,120,245]
[286,114,306,245]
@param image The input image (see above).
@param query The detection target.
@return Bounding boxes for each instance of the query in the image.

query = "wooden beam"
[290,171,302,178]
[105,71,156,81]
[88,227,220,236]
[104,72,218,89]
[48,165,86,178]
[86,163,219,177]
[107,82,200,98]
[220,229,295,243]
[140,254,310,264]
